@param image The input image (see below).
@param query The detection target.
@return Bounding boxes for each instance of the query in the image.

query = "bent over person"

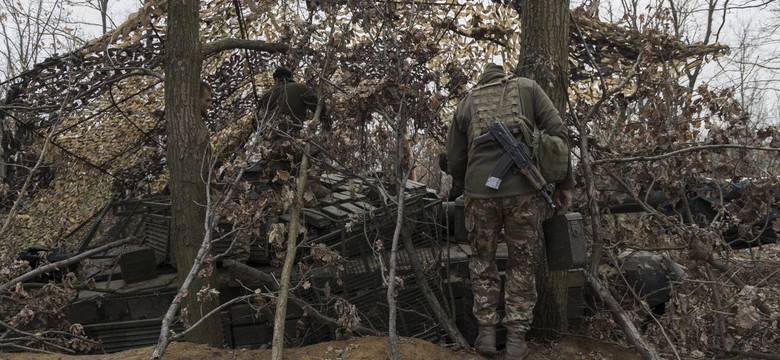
[445,63,573,359]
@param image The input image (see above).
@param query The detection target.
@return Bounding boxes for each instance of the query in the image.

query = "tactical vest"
[467,76,569,184]
[467,76,533,154]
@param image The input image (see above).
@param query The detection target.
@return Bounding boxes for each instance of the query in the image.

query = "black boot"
[504,332,528,360]
[474,326,497,355]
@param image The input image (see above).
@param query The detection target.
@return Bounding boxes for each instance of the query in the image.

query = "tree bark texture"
[515,1,571,339]
[164,0,222,347]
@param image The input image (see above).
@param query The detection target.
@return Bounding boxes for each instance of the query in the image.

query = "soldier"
[200,80,212,118]
[437,152,463,200]
[446,63,573,359]
[258,67,330,134]
[258,67,330,180]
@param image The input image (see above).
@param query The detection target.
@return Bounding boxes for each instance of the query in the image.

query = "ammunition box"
[543,212,586,270]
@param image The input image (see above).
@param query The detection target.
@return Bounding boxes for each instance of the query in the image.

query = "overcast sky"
[597,0,779,125]
[75,0,141,38]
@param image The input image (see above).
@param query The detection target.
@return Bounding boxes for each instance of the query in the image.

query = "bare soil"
[0,335,641,360]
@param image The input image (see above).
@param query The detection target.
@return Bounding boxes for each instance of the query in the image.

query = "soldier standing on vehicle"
[445,63,573,359]
[258,67,330,135]
[258,67,330,179]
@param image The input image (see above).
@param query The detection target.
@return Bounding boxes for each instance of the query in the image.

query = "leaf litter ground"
[0,335,641,360]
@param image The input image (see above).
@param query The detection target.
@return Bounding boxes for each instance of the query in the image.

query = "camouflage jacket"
[446,65,573,199]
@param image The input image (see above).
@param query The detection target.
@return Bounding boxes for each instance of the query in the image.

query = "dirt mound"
[0,335,640,360]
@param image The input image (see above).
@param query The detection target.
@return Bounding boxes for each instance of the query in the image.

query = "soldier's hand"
[552,188,572,208]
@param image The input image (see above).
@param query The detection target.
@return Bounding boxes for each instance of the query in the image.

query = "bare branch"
[271,145,310,360]
[583,271,661,360]
[709,346,780,360]
[0,319,74,354]
[0,236,135,294]
[201,39,289,58]
[222,260,381,336]
[594,144,780,165]
[707,258,773,316]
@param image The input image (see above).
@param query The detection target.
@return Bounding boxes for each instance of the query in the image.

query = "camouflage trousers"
[466,194,547,333]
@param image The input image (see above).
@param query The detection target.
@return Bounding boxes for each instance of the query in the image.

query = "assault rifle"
[473,121,556,209]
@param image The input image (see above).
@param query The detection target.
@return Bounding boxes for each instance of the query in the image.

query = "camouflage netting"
[0,0,728,249]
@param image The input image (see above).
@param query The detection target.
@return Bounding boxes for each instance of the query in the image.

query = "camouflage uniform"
[446,64,573,338]
[466,194,547,333]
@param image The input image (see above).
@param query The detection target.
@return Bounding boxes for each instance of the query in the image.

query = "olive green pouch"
[533,129,569,183]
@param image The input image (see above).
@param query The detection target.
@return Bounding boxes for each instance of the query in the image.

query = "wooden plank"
[319,173,344,185]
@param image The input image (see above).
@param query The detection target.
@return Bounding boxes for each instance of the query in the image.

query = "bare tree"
[90,0,111,35]
[70,0,115,35]
[0,0,85,80]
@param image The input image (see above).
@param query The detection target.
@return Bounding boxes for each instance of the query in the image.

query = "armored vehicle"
[47,168,494,353]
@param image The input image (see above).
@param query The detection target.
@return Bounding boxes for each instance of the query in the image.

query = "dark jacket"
[258,81,329,133]
[446,65,573,199]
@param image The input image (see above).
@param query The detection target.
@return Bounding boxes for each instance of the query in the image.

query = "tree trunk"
[515,1,570,340]
[165,0,222,346]
[271,148,310,360]
[99,0,109,34]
